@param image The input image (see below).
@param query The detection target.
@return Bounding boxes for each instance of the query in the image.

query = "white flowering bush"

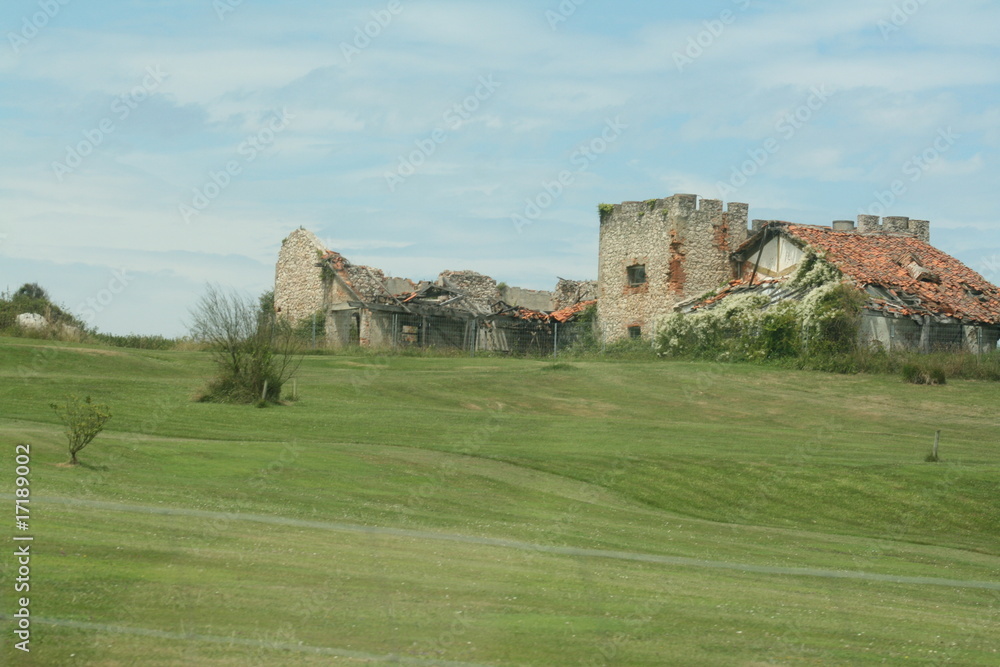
[656,254,863,361]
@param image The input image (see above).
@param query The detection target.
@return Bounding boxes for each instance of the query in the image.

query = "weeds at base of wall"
[560,337,659,361]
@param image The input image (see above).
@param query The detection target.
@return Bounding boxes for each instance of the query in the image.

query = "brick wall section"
[597,194,748,341]
[274,228,328,325]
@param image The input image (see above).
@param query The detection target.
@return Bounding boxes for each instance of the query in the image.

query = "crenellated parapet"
[856,215,930,243]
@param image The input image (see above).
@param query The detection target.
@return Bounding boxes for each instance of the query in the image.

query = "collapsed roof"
[687,222,1000,325]
[317,250,595,323]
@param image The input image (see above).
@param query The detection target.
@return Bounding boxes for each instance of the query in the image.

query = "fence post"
[553,322,559,358]
[311,312,317,349]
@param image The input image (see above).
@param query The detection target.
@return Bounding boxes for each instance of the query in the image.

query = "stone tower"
[597,194,749,342]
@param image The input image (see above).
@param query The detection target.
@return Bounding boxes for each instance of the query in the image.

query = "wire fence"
[859,316,999,356]
[311,308,1000,359]
[347,311,596,357]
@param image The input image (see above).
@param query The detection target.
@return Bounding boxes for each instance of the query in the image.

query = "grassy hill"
[1,336,998,665]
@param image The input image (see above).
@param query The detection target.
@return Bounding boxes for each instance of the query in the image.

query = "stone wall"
[274,228,327,325]
[501,286,556,311]
[553,279,598,310]
[439,270,501,304]
[597,194,748,341]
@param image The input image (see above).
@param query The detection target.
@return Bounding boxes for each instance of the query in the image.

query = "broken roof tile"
[777,224,1000,324]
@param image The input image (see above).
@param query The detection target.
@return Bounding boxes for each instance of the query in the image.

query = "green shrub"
[293,309,326,343]
[189,285,303,404]
[50,395,112,465]
[902,363,946,385]
[901,363,922,384]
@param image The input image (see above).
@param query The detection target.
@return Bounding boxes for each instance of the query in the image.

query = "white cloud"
[1,0,998,334]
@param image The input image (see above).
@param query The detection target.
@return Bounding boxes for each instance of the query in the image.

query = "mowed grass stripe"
[38,496,1000,592]
[6,618,490,667]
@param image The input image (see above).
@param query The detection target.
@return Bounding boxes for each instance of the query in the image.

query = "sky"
[1,0,999,337]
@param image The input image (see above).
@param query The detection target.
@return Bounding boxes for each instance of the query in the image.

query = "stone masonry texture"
[274,227,327,325]
[597,194,748,342]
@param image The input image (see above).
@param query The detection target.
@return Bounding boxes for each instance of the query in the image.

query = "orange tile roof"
[783,225,1000,324]
[549,299,597,323]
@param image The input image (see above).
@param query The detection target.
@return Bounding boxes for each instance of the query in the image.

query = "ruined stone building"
[274,228,596,351]
[597,194,1000,350]
[275,194,999,352]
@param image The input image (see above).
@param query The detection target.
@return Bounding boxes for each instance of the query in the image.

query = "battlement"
[856,215,930,243]
[601,194,748,230]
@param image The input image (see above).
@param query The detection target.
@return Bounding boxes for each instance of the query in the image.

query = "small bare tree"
[189,284,302,404]
[50,395,112,465]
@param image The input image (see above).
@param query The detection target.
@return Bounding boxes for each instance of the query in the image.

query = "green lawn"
[1,336,998,665]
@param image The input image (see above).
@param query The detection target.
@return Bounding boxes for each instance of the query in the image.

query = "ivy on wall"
[655,251,865,361]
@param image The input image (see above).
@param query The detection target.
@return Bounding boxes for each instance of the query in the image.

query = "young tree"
[188,284,302,404]
[50,395,112,465]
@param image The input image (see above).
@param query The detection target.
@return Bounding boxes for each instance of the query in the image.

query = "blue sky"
[1,0,998,336]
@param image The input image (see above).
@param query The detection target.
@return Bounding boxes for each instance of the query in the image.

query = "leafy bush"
[189,285,303,404]
[50,395,112,465]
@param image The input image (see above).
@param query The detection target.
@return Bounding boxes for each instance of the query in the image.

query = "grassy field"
[1,336,998,665]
